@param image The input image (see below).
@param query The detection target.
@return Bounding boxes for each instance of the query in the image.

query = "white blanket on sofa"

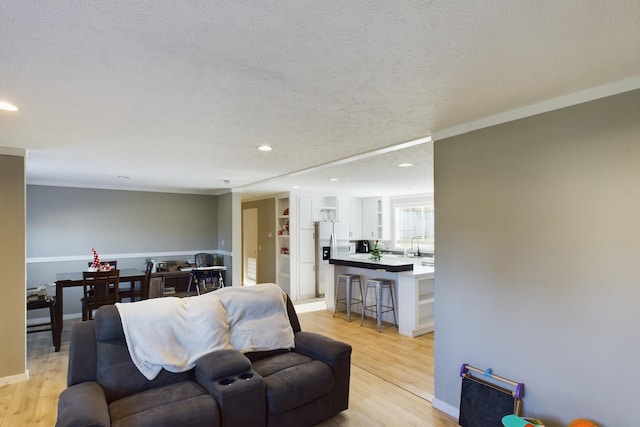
[115,283,295,380]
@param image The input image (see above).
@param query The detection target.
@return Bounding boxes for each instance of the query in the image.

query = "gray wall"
[242,197,276,284]
[433,89,640,426]
[217,192,235,285]
[27,185,219,316]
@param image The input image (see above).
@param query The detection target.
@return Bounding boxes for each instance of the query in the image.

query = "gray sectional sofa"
[56,295,352,427]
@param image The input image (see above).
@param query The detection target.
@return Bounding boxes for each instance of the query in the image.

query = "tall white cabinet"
[297,196,316,299]
[276,192,316,301]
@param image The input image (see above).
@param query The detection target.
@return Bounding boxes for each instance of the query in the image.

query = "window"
[392,196,434,253]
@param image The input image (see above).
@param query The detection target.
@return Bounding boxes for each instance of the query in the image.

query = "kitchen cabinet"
[298,197,314,229]
[362,198,380,240]
[298,228,316,299]
[336,197,350,223]
[314,196,337,222]
[349,199,362,239]
[361,197,390,241]
[380,196,390,241]
[296,196,316,300]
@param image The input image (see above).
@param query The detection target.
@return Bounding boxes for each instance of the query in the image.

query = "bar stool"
[334,274,364,321]
[361,278,397,332]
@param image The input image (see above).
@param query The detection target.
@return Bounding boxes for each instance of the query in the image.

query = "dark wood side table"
[27,297,56,349]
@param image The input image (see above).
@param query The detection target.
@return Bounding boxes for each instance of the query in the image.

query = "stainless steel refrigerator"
[314,221,350,297]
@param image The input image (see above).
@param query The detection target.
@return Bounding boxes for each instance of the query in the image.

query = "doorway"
[242,208,258,286]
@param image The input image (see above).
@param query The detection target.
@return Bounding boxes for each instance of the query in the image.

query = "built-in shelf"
[317,206,336,221]
[276,195,291,293]
[394,272,435,337]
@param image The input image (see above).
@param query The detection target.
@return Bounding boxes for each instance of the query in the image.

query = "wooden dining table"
[54,268,146,352]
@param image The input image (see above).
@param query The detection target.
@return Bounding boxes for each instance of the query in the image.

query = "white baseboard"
[432,397,459,420]
[0,370,29,386]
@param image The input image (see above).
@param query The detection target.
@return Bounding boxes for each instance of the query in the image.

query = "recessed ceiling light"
[257,145,272,151]
[291,185,300,189]
[0,101,18,112]
[398,162,413,168]
[328,177,339,182]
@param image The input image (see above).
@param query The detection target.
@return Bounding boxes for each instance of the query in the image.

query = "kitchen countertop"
[329,254,416,272]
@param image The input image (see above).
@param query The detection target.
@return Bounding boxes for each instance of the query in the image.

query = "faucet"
[410,236,421,257]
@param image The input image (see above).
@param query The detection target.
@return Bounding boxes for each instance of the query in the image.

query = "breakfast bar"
[329,254,434,337]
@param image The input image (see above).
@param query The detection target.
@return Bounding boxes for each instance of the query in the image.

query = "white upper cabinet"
[361,198,379,239]
[298,197,314,229]
[336,197,350,223]
[349,199,362,240]
[361,197,390,241]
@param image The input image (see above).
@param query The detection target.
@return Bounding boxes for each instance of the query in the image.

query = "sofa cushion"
[109,381,219,427]
[253,354,334,415]
[251,351,312,377]
[95,306,196,402]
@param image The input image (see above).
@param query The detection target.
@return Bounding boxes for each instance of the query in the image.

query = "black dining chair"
[81,270,120,320]
[119,261,153,302]
[26,296,57,348]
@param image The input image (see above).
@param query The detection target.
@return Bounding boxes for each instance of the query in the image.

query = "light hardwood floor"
[302,307,457,427]
[0,306,458,427]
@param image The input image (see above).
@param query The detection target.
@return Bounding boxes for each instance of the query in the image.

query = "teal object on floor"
[502,414,533,427]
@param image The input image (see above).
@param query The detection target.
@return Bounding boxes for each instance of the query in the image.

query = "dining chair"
[82,270,120,320]
[26,296,57,348]
[119,261,153,302]
[142,260,153,299]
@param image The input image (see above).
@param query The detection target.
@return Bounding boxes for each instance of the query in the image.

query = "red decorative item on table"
[90,248,101,271]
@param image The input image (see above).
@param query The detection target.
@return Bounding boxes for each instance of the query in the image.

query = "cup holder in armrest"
[218,372,254,385]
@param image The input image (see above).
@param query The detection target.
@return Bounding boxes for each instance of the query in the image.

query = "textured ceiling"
[1,1,639,198]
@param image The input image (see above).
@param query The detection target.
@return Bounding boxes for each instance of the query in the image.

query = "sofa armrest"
[294,331,353,413]
[56,381,110,427]
[195,349,265,427]
[294,331,352,366]
[67,321,98,386]
[195,349,252,381]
